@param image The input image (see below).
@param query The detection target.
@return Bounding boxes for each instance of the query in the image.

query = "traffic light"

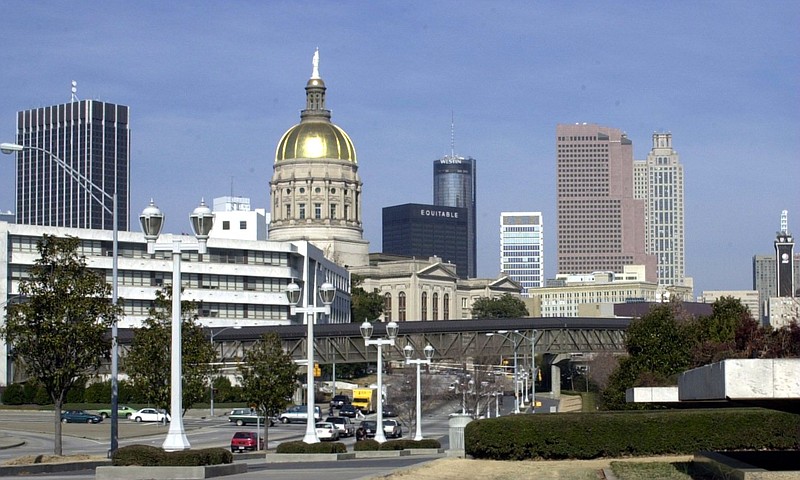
[313,363,321,378]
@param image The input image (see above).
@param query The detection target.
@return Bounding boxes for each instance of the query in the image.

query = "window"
[285,204,291,218]
[222,221,230,230]
[432,293,439,320]
[421,292,428,321]
[330,204,337,219]
[239,221,247,229]
[443,294,450,320]
[299,203,306,219]
[398,292,406,321]
[314,203,322,219]
[383,293,392,322]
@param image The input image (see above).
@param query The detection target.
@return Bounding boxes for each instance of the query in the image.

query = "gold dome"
[275,121,357,163]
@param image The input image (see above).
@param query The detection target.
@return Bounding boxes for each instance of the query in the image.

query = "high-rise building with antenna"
[11,87,130,231]
[433,117,476,278]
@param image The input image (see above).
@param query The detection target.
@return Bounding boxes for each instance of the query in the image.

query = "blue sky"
[0,1,797,295]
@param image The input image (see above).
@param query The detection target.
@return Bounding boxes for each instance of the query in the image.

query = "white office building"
[634,133,687,288]
[209,196,269,241]
[500,212,544,295]
[0,221,350,386]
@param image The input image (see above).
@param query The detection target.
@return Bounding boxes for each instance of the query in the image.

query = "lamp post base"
[162,428,190,452]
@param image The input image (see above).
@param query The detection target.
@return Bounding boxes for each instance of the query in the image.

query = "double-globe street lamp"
[140,199,214,451]
[285,279,335,444]
[209,326,241,417]
[360,320,398,444]
[403,344,434,441]
[1,142,122,455]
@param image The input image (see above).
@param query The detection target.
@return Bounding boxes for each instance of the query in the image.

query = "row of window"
[122,300,285,320]
[10,236,289,266]
[383,291,451,322]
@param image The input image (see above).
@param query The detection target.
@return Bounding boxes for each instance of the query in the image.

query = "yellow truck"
[351,387,378,413]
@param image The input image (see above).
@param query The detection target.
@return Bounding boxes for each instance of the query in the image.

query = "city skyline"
[0,2,797,296]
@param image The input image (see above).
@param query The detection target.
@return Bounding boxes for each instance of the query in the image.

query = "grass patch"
[611,461,716,480]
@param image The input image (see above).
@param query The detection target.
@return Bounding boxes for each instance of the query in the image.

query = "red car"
[230,431,264,452]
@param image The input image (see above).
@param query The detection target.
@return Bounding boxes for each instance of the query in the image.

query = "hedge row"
[353,439,441,451]
[465,409,800,460]
[275,441,347,454]
[112,445,232,466]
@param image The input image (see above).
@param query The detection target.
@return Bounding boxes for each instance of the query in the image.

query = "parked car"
[382,404,398,417]
[359,420,377,439]
[230,431,264,452]
[95,405,137,420]
[339,404,360,418]
[314,422,340,441]
[228,408,274,427]
[325,416,356,437]
[61,410,102,424]
[383,419,403,438]
[277,405,321,424]
[131,408,170,423]
[329,394,351,409]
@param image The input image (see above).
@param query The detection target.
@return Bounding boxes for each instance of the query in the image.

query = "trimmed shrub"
[354,439,380,451]
[2,383,26,405]
[378,439,442,450]
[275,441,346,454]
[112,445,232,466]
[465,409,800,461]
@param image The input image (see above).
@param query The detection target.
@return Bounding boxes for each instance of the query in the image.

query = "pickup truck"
[227,408,274,427]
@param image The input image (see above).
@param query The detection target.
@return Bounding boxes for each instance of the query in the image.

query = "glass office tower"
[433,156,476,278]
[14,100,130,231]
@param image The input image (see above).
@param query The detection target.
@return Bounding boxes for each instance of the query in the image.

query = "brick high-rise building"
[556,124,656,281]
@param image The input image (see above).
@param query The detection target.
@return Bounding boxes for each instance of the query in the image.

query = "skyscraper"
[382,203,469,278]
[433,155,476,278]
[269,49,369,267]
[634,133,686,286]
[500,212,544,295]
[13,99,130,231]
[774,210,795,297]
[556,124,656,281]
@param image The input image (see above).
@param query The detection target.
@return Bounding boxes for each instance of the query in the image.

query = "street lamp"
[140,199,214,451]
[487,329,536,414]
[285,278,336,444]
[360,320,398,443]
[1,142,122,454]
[209,326,241,417]
[403,344,434,441]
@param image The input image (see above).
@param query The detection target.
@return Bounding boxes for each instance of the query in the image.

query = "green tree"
[350,274,384,322]
[124,289,214,415]
[471,293,529,318]
[239,332,298,447]
[0,235,118,455]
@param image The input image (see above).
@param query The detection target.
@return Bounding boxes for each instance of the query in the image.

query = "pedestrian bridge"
[199,317,631,365]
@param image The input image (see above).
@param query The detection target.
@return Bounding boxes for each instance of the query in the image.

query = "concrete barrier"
[96,462,246,480]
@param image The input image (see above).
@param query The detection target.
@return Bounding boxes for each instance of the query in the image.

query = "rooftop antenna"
[230,176,234,198]
[450,111,455,157]
[780,210,788,234]
[70,80,79,102]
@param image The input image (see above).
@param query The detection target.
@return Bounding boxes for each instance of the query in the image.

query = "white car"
[131,408,171,423]
[315,422,340,441]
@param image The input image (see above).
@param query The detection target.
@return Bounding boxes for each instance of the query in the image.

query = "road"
[0,407,456,479]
